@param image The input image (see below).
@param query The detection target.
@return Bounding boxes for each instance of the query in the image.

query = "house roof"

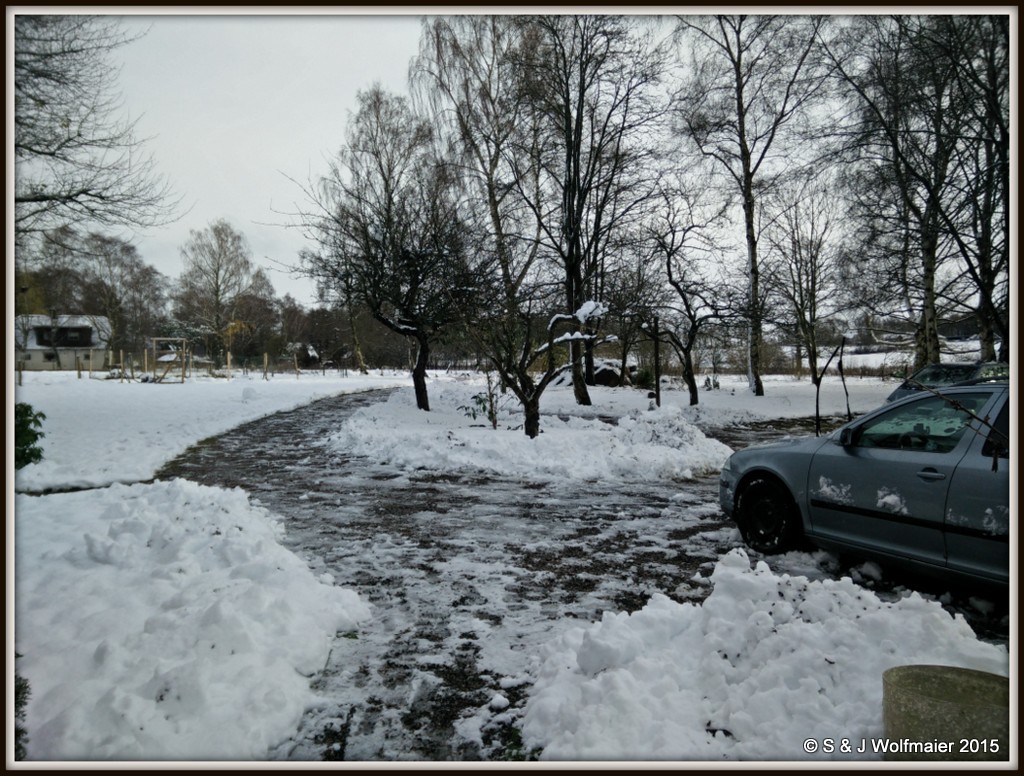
[14,314,112,350]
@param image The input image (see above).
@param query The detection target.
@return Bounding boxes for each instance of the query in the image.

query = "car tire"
[735,475,802,554]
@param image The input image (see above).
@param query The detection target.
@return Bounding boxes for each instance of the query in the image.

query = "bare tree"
[649,182,739,405]
[935,15,1010,361]
[412,16,559,435]
[760,174,847,384]
[118,261,169,354]
[300,86,475,411]
[822,15,1009,366]
[602,233,671,388]
[24,226,86,316]
[79,231,169,354]
[516,15,668,406]
[674,14,829,395]
[175,219,259,365]
[13,15,178,244]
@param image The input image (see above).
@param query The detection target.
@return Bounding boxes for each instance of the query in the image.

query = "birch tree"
[674,14,828,395]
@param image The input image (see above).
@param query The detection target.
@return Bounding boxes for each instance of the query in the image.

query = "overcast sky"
[113,11,426,306]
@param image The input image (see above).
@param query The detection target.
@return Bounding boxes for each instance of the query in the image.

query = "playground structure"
[149,338,188,383]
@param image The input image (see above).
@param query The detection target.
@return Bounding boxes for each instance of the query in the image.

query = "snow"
[520,551,1007,761]
[10,369,1013,763]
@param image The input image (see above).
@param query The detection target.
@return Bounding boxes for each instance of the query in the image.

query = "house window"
[34,326,94,347]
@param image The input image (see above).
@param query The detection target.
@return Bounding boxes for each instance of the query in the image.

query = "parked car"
[719,383,1009,586]
[886,361,1009,403]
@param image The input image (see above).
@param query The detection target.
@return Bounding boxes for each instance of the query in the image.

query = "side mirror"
[839,427,856,447]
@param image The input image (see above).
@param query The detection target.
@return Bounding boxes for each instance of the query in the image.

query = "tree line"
[292,15,1008,433]
[13,219,424,371]
[14,14,1009,436]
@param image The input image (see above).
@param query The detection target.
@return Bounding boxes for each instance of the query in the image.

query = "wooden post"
[120,350,125,383]
[227,351,232,379]
[263,353,269,381]
[89,349,93,377]
[17,362,23,386]
[76,356,82,379]
[294,353,300,378]
[652,315,662,408]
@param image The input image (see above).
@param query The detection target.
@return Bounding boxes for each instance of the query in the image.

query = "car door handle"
[916,469,947,482]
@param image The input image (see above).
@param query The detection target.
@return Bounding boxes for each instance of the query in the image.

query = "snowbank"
[16,478,370,760]
[520,549,1010,762]
[328,379,734,482]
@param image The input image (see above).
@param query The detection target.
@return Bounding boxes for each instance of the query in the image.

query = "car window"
[855,392,994,453]
[981,403,1009,459]
[908,364,977,386]
[976,363,1010,380]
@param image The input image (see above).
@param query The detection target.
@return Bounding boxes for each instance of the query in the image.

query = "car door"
[943,394,1010,583]
[805,390,998,567]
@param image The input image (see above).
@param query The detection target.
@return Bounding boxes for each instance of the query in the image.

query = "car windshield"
[907,364,977,387]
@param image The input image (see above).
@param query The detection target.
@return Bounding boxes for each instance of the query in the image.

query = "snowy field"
[10,368,1014,764]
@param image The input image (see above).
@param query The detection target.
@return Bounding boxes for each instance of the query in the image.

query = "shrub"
[15,655,30,759]
[634,368,655,391]
[15,403,46,469]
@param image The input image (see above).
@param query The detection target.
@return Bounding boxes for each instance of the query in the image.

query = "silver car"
[886,361,1010,403]
[719,384,1010,586]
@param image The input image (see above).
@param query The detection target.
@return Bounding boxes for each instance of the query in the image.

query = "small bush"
[15,655,30,759]
[15,403,46,469]
[634,368,655,391]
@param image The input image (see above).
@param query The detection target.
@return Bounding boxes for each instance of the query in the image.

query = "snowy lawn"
[10,369,1013,762]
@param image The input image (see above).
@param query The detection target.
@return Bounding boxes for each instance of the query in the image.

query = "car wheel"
[735,475,802,554]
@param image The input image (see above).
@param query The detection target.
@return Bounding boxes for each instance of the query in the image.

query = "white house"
[13,314,112,371]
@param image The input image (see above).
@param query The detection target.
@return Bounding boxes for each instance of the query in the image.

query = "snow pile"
[521,549,1009,761]
[329,381,732,481]
[16,478,371,760]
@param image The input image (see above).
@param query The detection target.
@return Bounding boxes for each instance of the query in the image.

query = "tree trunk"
[349,308,369,374]
[584,338,596,386]
[977,314,996,362]
[570,341,591,406]
[920,246,942,365]
[618,348,630,387]
[523,395,541,439]
[742,178,764,396]
[682,349,699,406]
[997,334,1009,363]
[412,335,431,411]
[913,321,929,371]
[805,329,820,386]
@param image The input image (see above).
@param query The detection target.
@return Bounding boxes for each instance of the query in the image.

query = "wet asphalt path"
[157,388,737,761]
